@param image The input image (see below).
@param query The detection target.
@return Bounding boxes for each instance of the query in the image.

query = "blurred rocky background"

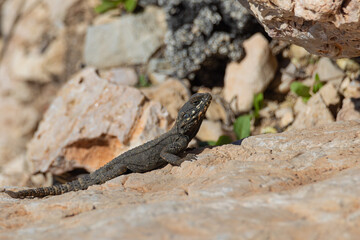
[1,0,360,239]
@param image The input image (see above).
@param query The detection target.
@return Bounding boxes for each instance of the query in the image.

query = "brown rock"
[224,33,278,113]
[290,93,334,130]
[27,68,171,175]
[141,78,191,119]
[336,98,360,121]
[244,0,360,58]
[2,121,360,239]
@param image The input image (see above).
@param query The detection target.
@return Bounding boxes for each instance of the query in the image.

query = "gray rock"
[314,58,345,88]
[84,6,167,68]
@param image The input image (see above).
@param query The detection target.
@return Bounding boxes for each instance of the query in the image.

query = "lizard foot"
[182,153,198,162]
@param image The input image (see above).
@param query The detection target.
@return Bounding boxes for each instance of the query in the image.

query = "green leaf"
[95,0,123,14]
[253,93,264,118]
[233,115,251,140]
[138,75,151,87]
[290,81,311,102]
[312,73,324,94]
[215,135,232,146]
[124,0,137,12]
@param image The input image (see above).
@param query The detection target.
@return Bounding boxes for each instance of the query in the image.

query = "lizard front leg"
[160,136,189,166]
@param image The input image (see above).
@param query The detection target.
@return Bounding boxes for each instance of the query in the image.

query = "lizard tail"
[4,163,128,198]
[4,175,92,199]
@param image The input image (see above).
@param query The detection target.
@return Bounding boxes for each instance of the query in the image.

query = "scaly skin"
[3,93,212,198]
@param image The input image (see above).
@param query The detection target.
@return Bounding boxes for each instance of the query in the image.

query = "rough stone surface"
[337,98,360,121]
[290,94,334,130]
[224,33,278,113]
[243,0,360,58]
[162,0,259,80]
[141,78,191,119]
[27,68,171,175]
[2,121,360,239]
[84,6,167,68]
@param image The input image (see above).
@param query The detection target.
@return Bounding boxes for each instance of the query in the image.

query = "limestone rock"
[141,78,191,119]
[196,120,223,142]
[290,94,334,130]
[337,98,360,121]
[2,121,360,239]
[99,67,138,86]
[278,62,297,93]
[275,107,294,128]
[314,58,345,88]
[224,33,278,113]
[243,0,360,58]
[84,6,167,68]
[319,83,340,107]
[27,68,171,175]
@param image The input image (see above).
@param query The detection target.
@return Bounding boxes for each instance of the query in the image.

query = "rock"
[99,67,138,86]
[84,6,167,68]
[141,78,191,119]
[278,62,297,93]
[147,58,174,85]
[319,83,340,107]
[204,95,230,124]
[196,120,223,142]
[336,98,360,121]
[288,44,311,60]
[243,0,360,58]
[27,68,171,175]
[340,77,360,99]
[224,33,278,113]
[2,120,360,239]
[336,58,360,72]
[275,107,294,128]
[314,58,345,88]
[290,94,334,130]
[0,0,95,168]
[162,0,260,80]
[0,97,39,166]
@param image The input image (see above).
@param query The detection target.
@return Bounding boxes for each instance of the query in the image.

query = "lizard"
[2,93,212,198]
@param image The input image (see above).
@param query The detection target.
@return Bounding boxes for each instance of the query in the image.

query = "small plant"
[253,92,264,118]
[232,93,264,140]
[290,81,311,102]
[233,114,252,140]
[312,73,324,94]
[138,75,151,88]
[290,73,325,102]
[207,135,233,146]
[95,0,138,14]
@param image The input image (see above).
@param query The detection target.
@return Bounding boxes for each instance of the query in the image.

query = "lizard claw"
[183,153,197,162]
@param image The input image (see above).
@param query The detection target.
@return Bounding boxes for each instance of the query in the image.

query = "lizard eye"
[183,113,190,119]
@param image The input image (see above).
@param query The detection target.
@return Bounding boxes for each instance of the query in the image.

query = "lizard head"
[176,93,212,136]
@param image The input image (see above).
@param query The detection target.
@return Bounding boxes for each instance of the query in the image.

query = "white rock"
[319,83,340,106]
[223,33,277,113]
[314,58,345,88]
[196,120,223,142]
[275,107,294,128]
[290,94,334,130]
